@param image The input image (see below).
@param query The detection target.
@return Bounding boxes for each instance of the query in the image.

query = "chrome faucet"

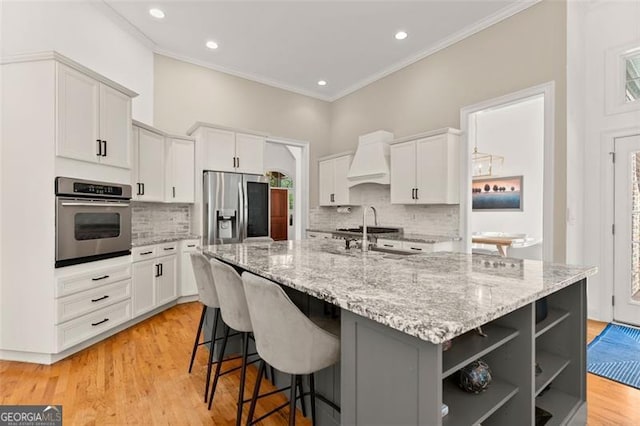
[361,206,378,252]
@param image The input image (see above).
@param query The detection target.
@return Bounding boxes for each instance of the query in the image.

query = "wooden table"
[472,236,515,257]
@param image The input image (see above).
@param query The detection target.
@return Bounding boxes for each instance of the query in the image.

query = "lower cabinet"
[180,239,199,297]
[132,243,178,317]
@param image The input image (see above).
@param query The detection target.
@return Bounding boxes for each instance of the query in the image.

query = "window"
[626,53,640,102]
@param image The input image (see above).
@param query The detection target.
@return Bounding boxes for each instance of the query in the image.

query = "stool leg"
[208,324,230,410]
[247,360,265,426]
[270,366,276,385]
[236,332,250,426]
[289,374,297,426]
[188,304,207,373]
[296,375,307,417]
[204,308,219,402]
[309,373,316,426]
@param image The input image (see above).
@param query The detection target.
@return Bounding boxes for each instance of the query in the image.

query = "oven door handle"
[60,202,130,208]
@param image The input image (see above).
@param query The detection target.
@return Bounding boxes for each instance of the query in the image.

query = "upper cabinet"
[318,154,353,206]
[56,63,132,169]
[390,129,460,205]
[190,124,265,175]
[166,137,195,203]
[132,121,195,203]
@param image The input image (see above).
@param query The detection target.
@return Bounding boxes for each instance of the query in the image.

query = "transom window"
[625,52,640,102]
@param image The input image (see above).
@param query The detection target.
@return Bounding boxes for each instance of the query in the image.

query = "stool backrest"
[190,253,219,308]
[210,258,253,332]
[242,272,340,375]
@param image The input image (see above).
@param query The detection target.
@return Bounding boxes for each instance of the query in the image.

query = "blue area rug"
[587,323,640,389]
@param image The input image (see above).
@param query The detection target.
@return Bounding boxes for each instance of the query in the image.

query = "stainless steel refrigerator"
[203,171,270,245]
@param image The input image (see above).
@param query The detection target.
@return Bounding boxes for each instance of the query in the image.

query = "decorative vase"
[459,359,492,394]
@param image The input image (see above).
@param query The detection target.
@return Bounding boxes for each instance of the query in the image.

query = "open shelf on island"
[536,388,582,426]
[442,324,519,378]
[535,308,570,338]
[442,376,518,426]
[535,350,570,396]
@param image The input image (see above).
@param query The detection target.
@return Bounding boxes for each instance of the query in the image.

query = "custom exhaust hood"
[346,130,395,187]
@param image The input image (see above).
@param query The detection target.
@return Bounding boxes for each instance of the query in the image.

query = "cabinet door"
[235,133,265,174]
[416,135,448,204]
[98,84,131,168]
[203,128,236,172]
[132,259,155,317]
[180,250,198,297]
[333,155,352,205]
[156,255,177,306]
[56,64,100,163]
[167,139,195,203]
[318,159,335,206]
[390,141,416,204]
[136,128,165,201]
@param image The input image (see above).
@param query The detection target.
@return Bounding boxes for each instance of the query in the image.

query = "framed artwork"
[472,175,523,211]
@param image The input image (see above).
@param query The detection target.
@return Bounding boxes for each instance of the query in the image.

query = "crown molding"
[328,0,541,101]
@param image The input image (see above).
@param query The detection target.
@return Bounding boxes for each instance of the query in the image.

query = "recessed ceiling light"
[317,80,327,86]
[149,8,165,19]
[395,31,408,40]
[206,41,219,50]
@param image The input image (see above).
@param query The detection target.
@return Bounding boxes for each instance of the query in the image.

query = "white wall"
[471,96,544,240]
[0,1,154,123]
[578,0,640,321]
[264,142,296,181]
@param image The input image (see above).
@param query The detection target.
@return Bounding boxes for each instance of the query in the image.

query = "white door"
[614,134,640,326]
[390,141,416,204]
[132,260,155,316]
[167,139,195,202]
[98,84,131,168]
[416,135,447,204]
[56,64,100,162]
[203,128,236,172]
[235,133,265,174]
[136,128,165,201]
[318,159,335,206]
[333,155,352,205]
[156,255,177,306]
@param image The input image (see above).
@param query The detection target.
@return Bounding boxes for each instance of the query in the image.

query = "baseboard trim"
[177,294,199,304]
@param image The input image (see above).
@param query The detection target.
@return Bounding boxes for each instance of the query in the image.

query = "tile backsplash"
[132,202,191,240]
[309,184,459,236]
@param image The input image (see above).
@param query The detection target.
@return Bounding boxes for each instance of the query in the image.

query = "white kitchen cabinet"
[199,127,265,174]
[156,254,177,306]
[132,243,178,317]
[56,63,132,168]
[166,137,195,203]
[132,259,156,316]
[376,238,454,253]
[133,126,165,202]
[180,239,199,297]
[318,154,353,206]
[390,129,460,205]
[235,133,265,174]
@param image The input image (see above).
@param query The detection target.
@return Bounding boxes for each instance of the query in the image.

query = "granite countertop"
[203,239,597,344]
[132,234,200,247]
[306,228,459,244]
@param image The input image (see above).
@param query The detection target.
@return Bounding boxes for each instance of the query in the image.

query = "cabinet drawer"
[57,263,132,297]
[376,239,403,250]
[158,242,178,254]
[57,300,131,351]
[401,242,435,253]
[56,279,131,324]
[132,245,157,262]
[181,239,199,252]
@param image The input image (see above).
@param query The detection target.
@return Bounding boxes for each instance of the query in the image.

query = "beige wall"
[329,0,567,261]
[153,54,332,205]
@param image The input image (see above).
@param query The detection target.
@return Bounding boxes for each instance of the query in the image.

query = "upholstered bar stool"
[243,271,341,426]
[188,252,223,403]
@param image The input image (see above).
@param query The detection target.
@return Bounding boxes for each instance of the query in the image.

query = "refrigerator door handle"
[239,179,246,242]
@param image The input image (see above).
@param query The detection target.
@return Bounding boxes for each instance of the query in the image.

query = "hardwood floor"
[1,304,638,425]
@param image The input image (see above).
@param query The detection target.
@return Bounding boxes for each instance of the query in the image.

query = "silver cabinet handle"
[140,251,153,255]
[61,202,129,208]
[410,247,423,251]
[163,247,175,251]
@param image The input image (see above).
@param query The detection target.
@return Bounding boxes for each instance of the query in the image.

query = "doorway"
[460,82,555,261]
[614,133,640,326]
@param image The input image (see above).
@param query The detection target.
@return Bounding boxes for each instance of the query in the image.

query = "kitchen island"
[203,239,596,426]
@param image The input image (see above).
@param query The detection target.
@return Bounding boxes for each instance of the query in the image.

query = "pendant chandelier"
[471,118,504,177]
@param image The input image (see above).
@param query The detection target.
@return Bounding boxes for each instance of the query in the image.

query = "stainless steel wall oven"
[55,177,132,267]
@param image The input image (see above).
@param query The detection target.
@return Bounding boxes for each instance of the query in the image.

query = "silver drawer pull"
[91,295,109,303]
[187,244,196,248]
[140,251,153,255]
[410,247,423,251]
[61,202,129,208]
[383,244,393,247]
[163,247,175,251]
[91,275,110,281]
[91,318,109,326]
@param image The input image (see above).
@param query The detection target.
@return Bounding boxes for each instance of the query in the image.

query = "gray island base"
[203,240,596,426]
